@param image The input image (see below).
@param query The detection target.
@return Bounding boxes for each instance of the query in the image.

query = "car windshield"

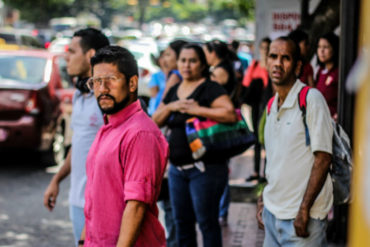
[0,55,47,84]
[131,50,144,60]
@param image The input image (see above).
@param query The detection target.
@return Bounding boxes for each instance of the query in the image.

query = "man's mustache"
[98,94,115,101]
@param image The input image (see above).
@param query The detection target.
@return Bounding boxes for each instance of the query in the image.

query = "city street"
[0,150,343,247]
[0,150,264,247]
[0,152,73,247]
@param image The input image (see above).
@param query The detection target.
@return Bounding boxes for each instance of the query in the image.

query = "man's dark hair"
[261,37,272,46]
[274,36,301,65]
[73,28,110,53]
[169,40,188,59]
[91,46,138,83]
[288,29,309,44]
[231,40,240,51]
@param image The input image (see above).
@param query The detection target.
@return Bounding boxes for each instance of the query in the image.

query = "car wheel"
[52,124,66,166]
[40,123,65,167]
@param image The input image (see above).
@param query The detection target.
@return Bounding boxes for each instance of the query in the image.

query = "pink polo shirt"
[84,100,169,247]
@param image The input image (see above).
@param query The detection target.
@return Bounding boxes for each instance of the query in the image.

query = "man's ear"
[128,75,138,93]
[86,48,96,60]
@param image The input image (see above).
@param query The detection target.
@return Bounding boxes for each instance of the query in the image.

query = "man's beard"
[97,94,131,115]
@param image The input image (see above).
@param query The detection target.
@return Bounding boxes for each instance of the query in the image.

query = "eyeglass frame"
[86,75,124,90]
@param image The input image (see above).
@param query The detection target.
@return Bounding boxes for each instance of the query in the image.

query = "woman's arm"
[182,95,237,123]
[211,67,229,85]
[152,100,188,127]
[149,86,159,98]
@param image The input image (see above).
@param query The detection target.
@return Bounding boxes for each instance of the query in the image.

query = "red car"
[0,49,74,164]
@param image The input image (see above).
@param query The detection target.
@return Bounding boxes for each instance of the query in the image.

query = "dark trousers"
[168,163,228,247]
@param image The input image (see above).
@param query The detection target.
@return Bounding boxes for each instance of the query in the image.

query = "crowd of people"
[43,26,340,247]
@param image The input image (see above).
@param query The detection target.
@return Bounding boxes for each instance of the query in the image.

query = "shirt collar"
[278,79,305,110]
[104,100,141,127]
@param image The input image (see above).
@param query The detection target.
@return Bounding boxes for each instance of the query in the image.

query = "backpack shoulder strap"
[267,96,275,115]
[298,86,311,146]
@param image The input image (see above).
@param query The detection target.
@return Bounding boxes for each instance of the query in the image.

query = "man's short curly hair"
[90,46,138,83]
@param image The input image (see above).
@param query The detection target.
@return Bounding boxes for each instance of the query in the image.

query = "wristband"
[78,239,84,245]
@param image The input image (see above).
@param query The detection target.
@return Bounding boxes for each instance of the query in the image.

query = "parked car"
[48,37,71,53]
[0,28,44,49]
[0,50,72,165]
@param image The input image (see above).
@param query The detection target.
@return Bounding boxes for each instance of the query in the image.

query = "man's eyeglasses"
[86,75,122,90]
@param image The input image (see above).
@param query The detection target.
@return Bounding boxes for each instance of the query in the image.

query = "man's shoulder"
[306,88,328,106]
[125,111,162,137]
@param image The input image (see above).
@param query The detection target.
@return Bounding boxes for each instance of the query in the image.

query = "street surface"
[0,152,73,247]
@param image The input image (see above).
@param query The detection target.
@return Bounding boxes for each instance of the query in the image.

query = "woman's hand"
[179,99,200,115]
[167,99,197,114]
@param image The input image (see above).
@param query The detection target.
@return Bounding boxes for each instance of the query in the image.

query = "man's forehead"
[269,40,294,55]
[70,36,82,50]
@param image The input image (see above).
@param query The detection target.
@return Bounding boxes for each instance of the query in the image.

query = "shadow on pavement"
[0,149,52,171]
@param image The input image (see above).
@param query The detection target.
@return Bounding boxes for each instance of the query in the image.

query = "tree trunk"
[138,0,148,30]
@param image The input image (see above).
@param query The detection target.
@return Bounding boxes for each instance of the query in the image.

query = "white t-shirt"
[69,91,103,208]
[263,80,333,220]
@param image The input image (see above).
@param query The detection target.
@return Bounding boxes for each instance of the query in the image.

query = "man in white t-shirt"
[43,28,109,246]
[257,36,333,246]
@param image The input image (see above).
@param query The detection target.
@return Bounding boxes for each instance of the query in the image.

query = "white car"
[123,40,159,100]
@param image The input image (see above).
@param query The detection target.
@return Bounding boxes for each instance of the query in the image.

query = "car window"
[20,35,43,48]
[0,56,47,84]
[0,33,17,44]
[131,51,144,60]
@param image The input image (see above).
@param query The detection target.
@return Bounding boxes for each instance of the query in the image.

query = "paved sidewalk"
[164,149,345,247]
[221,203,264,247]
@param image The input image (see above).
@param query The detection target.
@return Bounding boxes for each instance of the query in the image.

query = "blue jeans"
[262,207,328,247]
[158,199,178,247]
[219,183,230,218]
[69,205,85,247]
[168,163,228,247]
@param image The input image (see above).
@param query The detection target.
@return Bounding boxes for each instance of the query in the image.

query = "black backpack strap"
[298,86,311,146]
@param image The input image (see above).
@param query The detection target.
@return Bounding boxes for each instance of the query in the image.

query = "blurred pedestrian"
[152,43,237,247]
[315,32,339,119]
[257,36,333,246]
[156,39,188,247]
[229,40,249,84]
[203,39,240,226]
[148,51,169,116]
[242,37,272,182]
[161,40,188,98]
[288,29,314,87]
[81,46,169,247]
[204,39,240,107]
[43,28,109,246]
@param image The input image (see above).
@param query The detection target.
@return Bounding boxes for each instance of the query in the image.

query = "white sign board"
[270,10,301,39]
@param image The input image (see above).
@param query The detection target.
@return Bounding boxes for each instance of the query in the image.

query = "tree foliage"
[3,0,255,27]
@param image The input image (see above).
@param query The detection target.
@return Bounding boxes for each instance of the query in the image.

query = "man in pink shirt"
[80,46,169,247]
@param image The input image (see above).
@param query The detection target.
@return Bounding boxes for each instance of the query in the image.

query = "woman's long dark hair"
[204,39,234,61]
[180,43,210,78]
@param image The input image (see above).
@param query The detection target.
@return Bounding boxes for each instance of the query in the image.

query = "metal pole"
[333,0,360,244]
[338,0,359,140]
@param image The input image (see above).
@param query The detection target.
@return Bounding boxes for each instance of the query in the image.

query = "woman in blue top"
[161,40,188,99]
